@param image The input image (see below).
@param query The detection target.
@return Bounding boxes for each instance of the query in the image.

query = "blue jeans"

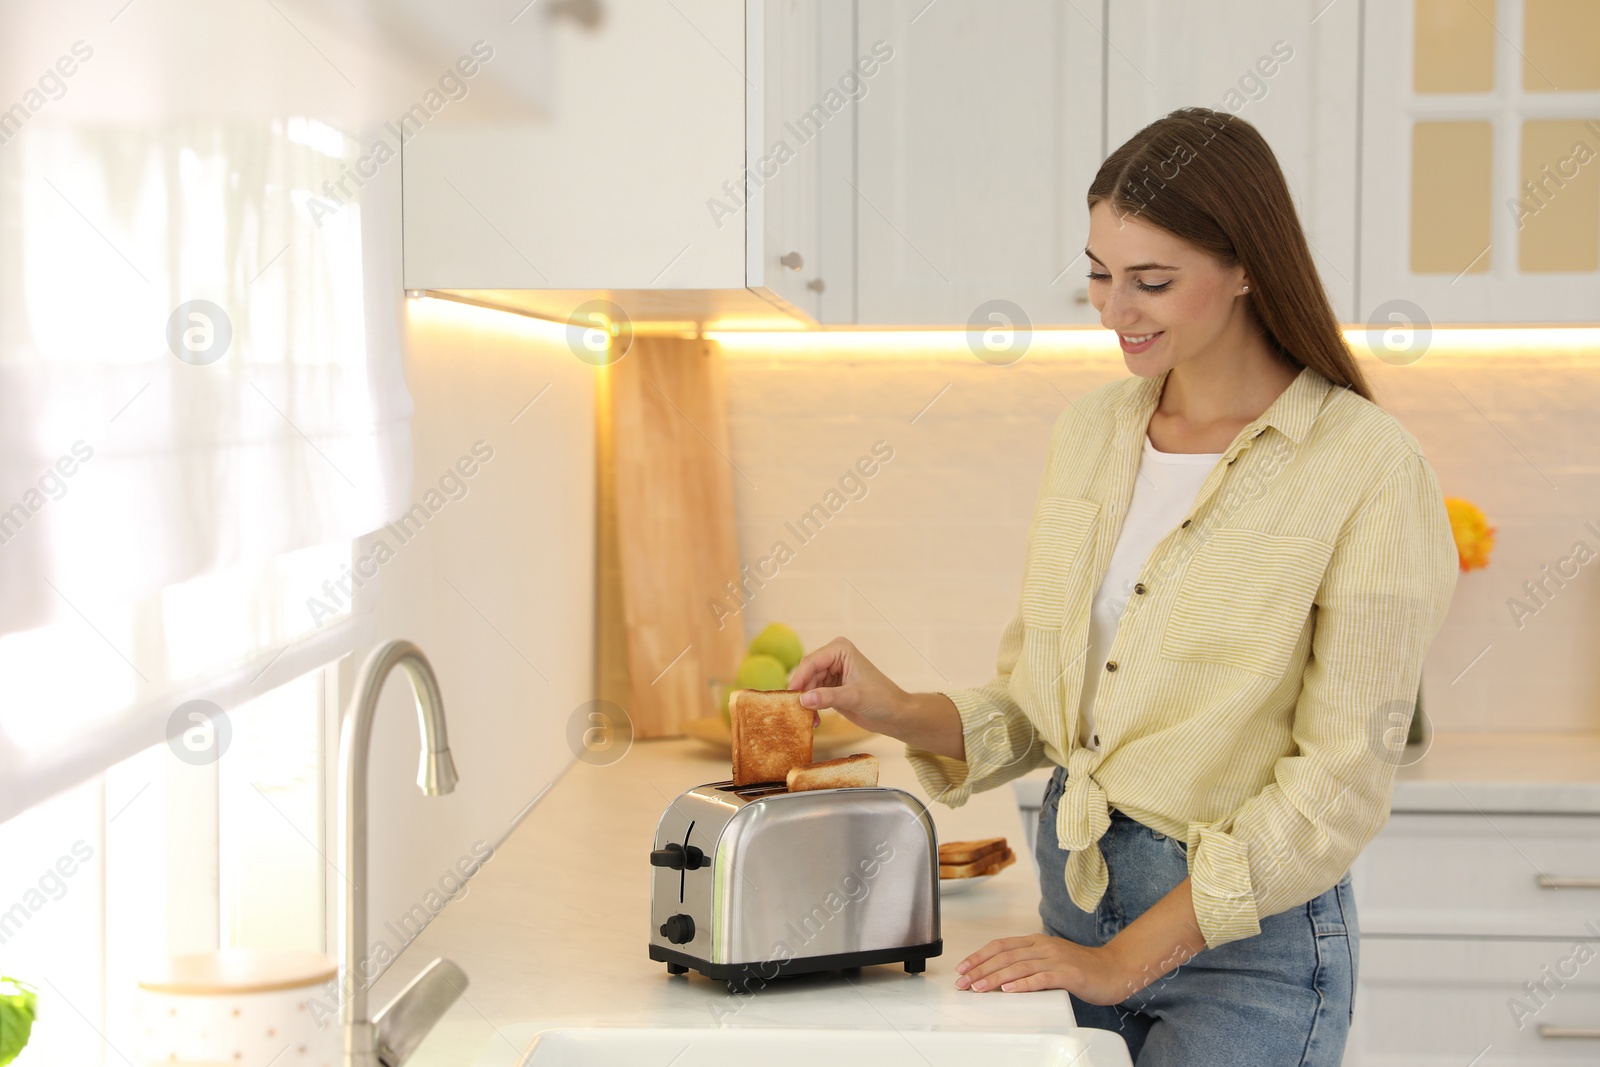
[1035,764,1358,1066]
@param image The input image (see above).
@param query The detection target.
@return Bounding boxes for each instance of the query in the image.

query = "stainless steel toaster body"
[647,780,942,993]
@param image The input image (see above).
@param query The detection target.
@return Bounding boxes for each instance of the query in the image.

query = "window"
[219,669,327,953]
[3,667,333,1066]
[1,114,413,821]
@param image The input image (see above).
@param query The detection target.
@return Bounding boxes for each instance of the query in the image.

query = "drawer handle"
[1537,875,1600,889]
[1538,1025,1600,1039]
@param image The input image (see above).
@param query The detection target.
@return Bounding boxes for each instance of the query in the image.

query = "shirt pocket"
[1019,496,1100,630]
[1159,526,1335,677]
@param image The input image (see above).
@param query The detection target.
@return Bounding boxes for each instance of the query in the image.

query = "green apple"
[748,622,803,673]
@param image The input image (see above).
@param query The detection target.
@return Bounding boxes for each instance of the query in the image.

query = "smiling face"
[1084,200,1251,375]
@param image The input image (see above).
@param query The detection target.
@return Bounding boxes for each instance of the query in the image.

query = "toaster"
[647,778,942,993]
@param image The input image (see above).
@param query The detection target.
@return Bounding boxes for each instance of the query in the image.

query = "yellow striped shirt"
[905,363,1459,948]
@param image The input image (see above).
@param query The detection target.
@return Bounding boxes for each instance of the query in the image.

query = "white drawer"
[1353,813,1600,938]
[1347,937,1600,1066]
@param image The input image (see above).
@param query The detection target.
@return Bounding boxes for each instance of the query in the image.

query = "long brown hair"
[1087,107,1373,402]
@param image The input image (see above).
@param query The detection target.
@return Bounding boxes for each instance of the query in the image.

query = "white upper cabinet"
[850,0,1104,327]
[746,0,864,323]
[747,0,821,319]
[1362,0,1600,325]
[398,0,1595,330]
[401,0,844,326]
[1104,0,1362,324]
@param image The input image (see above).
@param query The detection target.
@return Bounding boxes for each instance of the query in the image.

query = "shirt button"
[1105,661,1117,672]
[1133,583,1146,595]
[1091,733,1100,746]
[1181,519,1191,528]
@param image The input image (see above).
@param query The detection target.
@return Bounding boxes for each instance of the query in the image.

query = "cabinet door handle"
[1538,1024,1600,1039]
[805,278,825,293]
[779,251,804,271]
[1537,875,1600,889]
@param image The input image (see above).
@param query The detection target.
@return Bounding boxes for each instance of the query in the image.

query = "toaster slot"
[734,783,789,799]
[713,781,789,799]
[680,820,695,901]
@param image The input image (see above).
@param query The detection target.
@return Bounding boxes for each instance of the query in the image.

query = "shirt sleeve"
[1186,450,1461,948]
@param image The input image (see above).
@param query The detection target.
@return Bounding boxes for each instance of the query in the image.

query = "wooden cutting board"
[598,335,747,739]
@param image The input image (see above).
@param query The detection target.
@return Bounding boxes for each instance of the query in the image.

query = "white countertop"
[373,728,1598,1065]
[372,732,1130,1067]
[1385,731,1600,813]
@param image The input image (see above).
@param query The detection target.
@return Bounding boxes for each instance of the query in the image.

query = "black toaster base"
[651,940,944,994]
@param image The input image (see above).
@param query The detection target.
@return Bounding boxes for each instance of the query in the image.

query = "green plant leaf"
[0,977,38,1067]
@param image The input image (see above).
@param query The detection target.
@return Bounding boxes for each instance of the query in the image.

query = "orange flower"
[1443,496,1495,572]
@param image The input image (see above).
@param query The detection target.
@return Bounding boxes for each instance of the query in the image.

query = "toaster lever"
[650,842,706,870]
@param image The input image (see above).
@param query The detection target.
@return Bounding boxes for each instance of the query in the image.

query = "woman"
[786,108,1459,1065]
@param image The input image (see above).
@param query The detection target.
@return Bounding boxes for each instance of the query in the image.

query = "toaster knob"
[660,913,696,944]
[650,843,707,870]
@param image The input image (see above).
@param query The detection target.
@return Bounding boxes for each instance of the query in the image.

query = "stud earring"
[1241,285,1251,293]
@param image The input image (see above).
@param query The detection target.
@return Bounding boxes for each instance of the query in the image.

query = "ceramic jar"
[136,949,339,1067]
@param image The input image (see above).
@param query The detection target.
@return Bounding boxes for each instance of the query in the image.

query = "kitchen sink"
[518,1025,1132,1065]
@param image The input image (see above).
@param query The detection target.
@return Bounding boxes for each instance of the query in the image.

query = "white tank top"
[1077,432,1223,751]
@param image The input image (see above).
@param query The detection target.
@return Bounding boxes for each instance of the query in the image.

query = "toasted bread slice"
[786,753,879,792]
[983,847,1017,877]
[940,846,1016,879]
[938,837,1006,866]
[729,689,814,786]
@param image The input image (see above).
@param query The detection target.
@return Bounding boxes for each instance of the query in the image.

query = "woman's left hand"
[954,933,1133,1006]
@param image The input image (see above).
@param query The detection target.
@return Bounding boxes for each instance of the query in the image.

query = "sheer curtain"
[0,118,412,819]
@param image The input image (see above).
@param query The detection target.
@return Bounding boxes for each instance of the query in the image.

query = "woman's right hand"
[789,636,968,760]
[787,636,909,735]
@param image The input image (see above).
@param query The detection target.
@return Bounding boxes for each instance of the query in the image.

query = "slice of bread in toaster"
[939,846,1016,879]
[785,753,879,792]
[729,689,814,786]
[938,837,1007,866]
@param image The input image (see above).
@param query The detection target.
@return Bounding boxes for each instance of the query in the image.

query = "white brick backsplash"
[928,623,1025,686]
[781,521,930,573]
[924,522,1028,572]
[719,572,851,638]
[724,350,1600,735]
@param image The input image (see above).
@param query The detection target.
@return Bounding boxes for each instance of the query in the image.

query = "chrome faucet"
[339,640,468,1067]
